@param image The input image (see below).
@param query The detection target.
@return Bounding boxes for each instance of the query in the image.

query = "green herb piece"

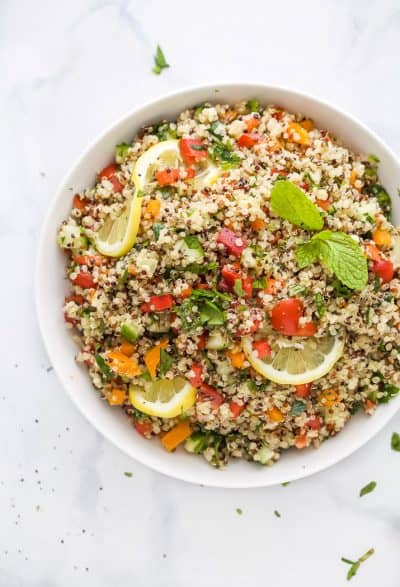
[210,143,241,169]
[365,183,391,220]
[153,223,164,242]
[373,273,381,292]
[364,213,375,224]
[247,380,269,393]
[95,354,113,380]
[184,235,204,255]
[250,244,266,258]
[208,121,223,140]
[236,507,243,515]
[290,400,306,416]
[359,481,377,497]
[368,154,380,164]
[152,45,169,75]
[194,104,206,118]
[185,431,209,453]
[200,300,225,326]
[391,432,400,451]
[246,99,259,112]
[159,349,173,376]
[191,288,231,303]
[184,261,218,275]
[115,142,130,160]
[120,320,140,343]
[288,284,307,297]
[124,472,133,478]
[296,231,368,290]
[274,510,281,518]
[341,548,374,581]
[152,121,177,140]
[332,278,353,300]
[136,190,146,198]
[281,481,290,486]
[315,292,326,317]
[379,383,400,404]
[270,180,323,231]
[158,186,174,198]
[233,279,245,297]
[253,277,267,289]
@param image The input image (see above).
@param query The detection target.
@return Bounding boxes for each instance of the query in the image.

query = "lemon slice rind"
[242,335,344,385]
[93,194,142,257]
[129,378,196,418]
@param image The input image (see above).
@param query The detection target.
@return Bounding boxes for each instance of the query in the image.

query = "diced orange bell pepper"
[161,421,193,452]
[108,387,127,406]
[120,341,135,357]
[318,388,340,408]
[286,122,310,146]
[106,351,141,378]
[226,350,246,369]
[266,406,284,423]
[144,199,161,218]
[299,118,314,131]
[251,218,266,231]
[373,229,392,247]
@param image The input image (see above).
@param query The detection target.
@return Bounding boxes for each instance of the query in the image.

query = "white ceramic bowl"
[36,83,400,488]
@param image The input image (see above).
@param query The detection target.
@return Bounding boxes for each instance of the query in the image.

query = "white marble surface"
[2,0,400,585]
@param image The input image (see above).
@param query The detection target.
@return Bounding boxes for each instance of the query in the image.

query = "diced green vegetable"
[391,432,400,451]
[120,321,140,343]
[115,142,130,161]
[233,279,244,297]
[254,445,274,465]
[246,99,259,112]
[206,330,229,350]
[152,45,169,75]
[290,400,306,416]
[153,223,164,242]
[253,277,267,289]
[185,431,208,453]
[288,285,307,297]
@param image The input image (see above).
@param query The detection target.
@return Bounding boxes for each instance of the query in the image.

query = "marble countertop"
[2,0,400,584]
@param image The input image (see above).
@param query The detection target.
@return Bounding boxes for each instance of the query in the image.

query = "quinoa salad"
[57,100,400,468]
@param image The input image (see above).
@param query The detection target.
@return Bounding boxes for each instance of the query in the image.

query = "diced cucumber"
[57,224,89,252]
[181,237,204,264]
[206,330,229,350]
[120,320,140,343]
[185,431,209,454]
[254,445,274,465]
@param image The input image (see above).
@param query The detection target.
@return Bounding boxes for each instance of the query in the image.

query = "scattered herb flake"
[236,507,243,515]
[341,548,374,581]
[315,292,326,318]
[152,45,169,75]
[281,481,290,486]
[124,472,133,478]
[290,400,306,416]
[391,432,400,451]
[359,481,376,497]
[274,510,281,518]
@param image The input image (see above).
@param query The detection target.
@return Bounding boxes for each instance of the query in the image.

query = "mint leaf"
[297,231,368,290]
[270,180,323,231]
[296,240,320,268]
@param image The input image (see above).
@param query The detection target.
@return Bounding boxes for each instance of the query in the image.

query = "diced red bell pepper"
[185,167,196,179]
[229,401,244,418]
[295,383,312,398]
[155,168,181,185]
[217,228,247,257]
[241,275,253,298]
[189,363,203,388]
[98,164,124,192]
[72,194,88,211]
[134,420,152,437]
[372,258,394,283]
[237,133,261,148]
[295,433,308,449]
[72,272,96,289]
[179,138,208,165]
[271,298,303,335]
[252,340,271,359]
[307,417,321,430]
[294,322,318,337]
[141,294,175,312]
[221,262,242,286]
[198,384,224,410]
[64,312,78,326]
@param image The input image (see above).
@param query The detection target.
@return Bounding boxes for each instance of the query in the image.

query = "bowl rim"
[35,81,400,488]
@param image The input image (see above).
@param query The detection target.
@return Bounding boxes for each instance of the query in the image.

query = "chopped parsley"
[115,142,129,160]
[315,292,326,318]
[341,548,374,581]
[236,507,243,515]
[152,45,169,75]
[95,354,113,380]
[233,279,245,297]
[246,99,259,112]
[359,481,376,497]
[153,223,164,242]
[124,472,133,478]
[288,284,307,297]
[159,349,173,376]
[253,277,267,289]
[290,400,306,416]
[391,432,400,451]
[274,510,281,518]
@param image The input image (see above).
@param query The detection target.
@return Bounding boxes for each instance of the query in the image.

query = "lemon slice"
[129,377,196,418]
[132,140,182,192]
[94,195,142,257]
[243,334,344,385]
[132,139,221,192]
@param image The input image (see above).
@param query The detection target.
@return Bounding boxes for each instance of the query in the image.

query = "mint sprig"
[270,180,323,231]
[296,231,368,290]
